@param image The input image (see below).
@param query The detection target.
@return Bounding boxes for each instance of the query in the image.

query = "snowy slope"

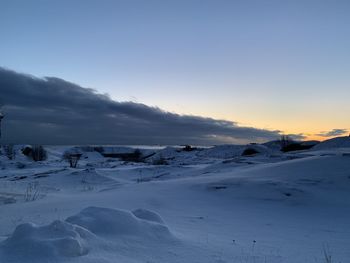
[0,144,349,263]
[313,136,350,150]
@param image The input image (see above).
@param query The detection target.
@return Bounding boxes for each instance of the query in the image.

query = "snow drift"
[0,207,174,262]
[313,136,350,150]
[66,206,174,240]
[0,220,92,261]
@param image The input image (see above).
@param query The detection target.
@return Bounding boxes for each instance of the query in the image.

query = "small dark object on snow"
[22,146,33,156]
[16,162,25,169]
[242,148,259,156]
[182,145,196,152]
[11,175,27,181]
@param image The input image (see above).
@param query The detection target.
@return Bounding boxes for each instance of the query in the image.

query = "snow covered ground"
[0,139,350,263]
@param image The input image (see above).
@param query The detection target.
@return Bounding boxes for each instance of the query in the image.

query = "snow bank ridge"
[2,220,91,258]
[66,206,173,240]
[0,207,174,261]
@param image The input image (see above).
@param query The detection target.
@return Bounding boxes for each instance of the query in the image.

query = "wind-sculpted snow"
[0,220,92,261]
[66,206,174,240]
[0,207,176,263]
[313,136,350,150]
[132,208,165,224]
[0,144,350,262]
[198,144,245,158]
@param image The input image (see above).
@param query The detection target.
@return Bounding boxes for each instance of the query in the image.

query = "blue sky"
[0,0,349,140]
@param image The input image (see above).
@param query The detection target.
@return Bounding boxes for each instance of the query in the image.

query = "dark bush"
[22,146,33,157]
[281,143,314,152]
[119,149,143,162]
[22,145,47,161]
[242,148,259,156]
[182,145,196,152]
[31,145,47,161]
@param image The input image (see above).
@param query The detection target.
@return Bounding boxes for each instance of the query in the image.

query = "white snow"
[66,206,174,240]
[0,142,349,263]
[313,136,350,150]
[1,220,92,261]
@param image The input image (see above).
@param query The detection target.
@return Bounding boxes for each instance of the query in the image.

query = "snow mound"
[45,146,70,161]
[81,151,104,160]
[146,146,203,165]
[313,136,350,150]
[146,147,179,161]
[132,208,165,224]
[1,220,92,259]
[0,207,175,262]
[70,168,116,184]
[263,140,282,150]
[198,144,244,159]
[66,207,174,240]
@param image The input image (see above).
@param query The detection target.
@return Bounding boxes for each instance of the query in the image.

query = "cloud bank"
[0,68,281,145]
[317,129,348,138]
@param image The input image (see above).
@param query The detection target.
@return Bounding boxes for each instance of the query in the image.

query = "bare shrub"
[3,144,16,160]
[280,135,293,149]
[31,145,47,161]
[323,245,333,263]
[63,150,82,168]
[24,182,40,202]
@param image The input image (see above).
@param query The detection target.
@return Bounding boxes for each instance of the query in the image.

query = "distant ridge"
[313,136,350,150]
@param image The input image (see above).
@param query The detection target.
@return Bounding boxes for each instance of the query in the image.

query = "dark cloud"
[317,129,348,138]
[0,67,281,145]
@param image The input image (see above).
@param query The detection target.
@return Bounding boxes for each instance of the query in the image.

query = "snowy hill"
[313,136,350,150]
[0,142,349,262]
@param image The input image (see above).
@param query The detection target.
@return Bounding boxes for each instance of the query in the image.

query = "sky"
[0,0,349,144]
